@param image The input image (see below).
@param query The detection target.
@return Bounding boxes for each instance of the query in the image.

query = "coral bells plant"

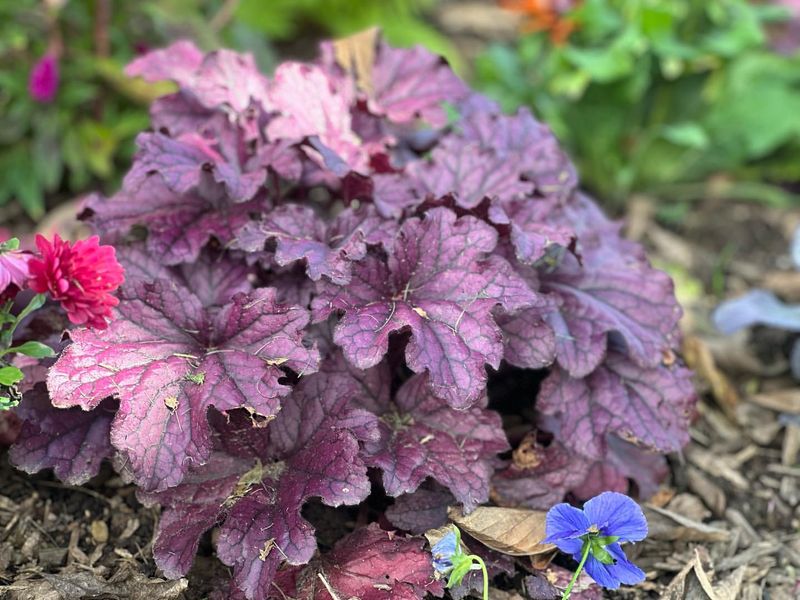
[9,35,695,599]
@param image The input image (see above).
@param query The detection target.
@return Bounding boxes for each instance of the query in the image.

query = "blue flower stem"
[467,554,489,600]
[562,542,591,600]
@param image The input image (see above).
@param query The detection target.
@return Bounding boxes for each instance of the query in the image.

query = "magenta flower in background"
[28,54,59,103]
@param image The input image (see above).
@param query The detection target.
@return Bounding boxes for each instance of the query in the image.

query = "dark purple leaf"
[138,452,250,578]
[234,204,395,285]
[123,131,266,202]
[541,250,682,377]
[216,427,370,600]
[492,440,590,510]
[47,282,319,491]
[313,207,538,408]
[274,523,444,600]
[386,485,454,534]
[358,373,509,511]
[10,386,116,485]
[538,352,695,459]
[571,436,669,500]
[371,173,424,219]
[459,94,578,202]
[83,175,263,265]
[409,137,535,209]
[116,245,252,307]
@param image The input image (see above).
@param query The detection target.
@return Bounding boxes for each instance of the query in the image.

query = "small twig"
[317,572,342,600]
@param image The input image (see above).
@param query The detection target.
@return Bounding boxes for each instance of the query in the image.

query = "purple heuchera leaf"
[267,63,366,173]
[138,452,250,578]
[10,386,117,485]
[459,94,578,202]
[358,372,509,511]
[124,131,266,202]
[409,136,535,210]
[385,484,455,534]
[314,206,539,408]
[234,204,395,284]
[82,175,263,265]
[538,352,695,459]
[115,245,252,307]
[492,439,590,510]
[126,41,269,114]
[216,429,370,599]
[23,37,698,599]
[541,249,682,377]
[321,37,468,128]
[273,523,444,600]
[145,367,375,599]
[47,281,319,491]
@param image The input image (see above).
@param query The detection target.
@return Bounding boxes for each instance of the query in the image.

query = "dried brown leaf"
[332,27,379,95]
[644,505,730,543]
[4,567,188,600]
[683,336,739,422]
[447,506,554,556]
[750,389,800,414]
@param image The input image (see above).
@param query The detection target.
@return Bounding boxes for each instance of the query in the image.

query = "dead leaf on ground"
[664,547,746,600]
[447,506,553,556]
[685,447,749,490]
[683,336,740,422]
[751,388,800,414]
[644,505,730,543]
[686,466,727,517]
[666,493,712,523]
[3,565,188,600]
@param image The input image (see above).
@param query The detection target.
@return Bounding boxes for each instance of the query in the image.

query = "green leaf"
[0,395,18,411]
[661,122,709,149]
[0,365,23,386]
[0,238,19,252]
[446,554,474,588]
[7,341,56,358]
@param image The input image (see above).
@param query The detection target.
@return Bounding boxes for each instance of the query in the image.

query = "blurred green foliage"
[475,0,800,207]
[0,0,452,221]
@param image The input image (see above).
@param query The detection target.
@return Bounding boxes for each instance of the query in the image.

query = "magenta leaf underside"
[13,36,696,599]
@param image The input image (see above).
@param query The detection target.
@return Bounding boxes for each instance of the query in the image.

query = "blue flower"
[544,491,647,590]
[431,529,458,575]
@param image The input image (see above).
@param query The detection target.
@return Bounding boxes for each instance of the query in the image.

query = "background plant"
[476,0,800,210]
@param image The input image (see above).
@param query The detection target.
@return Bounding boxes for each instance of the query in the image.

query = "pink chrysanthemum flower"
[28,54,59,103]
[28,235,124,330]
[0,241,31,299]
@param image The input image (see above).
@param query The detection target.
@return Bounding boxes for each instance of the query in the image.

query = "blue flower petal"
[583,492,647,542]
[583,554,621,589]
[606,543,646,585]
[431,530,457,574]
[544,503,590,550]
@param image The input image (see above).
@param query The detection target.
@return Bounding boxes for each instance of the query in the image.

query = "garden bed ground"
[0,197,799,599]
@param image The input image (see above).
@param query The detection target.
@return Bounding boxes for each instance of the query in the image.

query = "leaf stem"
[467,554,489,600]
[0,294,46,348]
[562,542,591,600]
